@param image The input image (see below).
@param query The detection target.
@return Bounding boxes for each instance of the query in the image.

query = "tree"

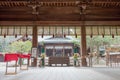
[8,40,32,53]
[72,36,120,64]
[71,36,81,46]
[72,36,120,53]
[0,36,14,53]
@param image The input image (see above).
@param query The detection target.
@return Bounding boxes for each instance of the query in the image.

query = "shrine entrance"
[45,45,73,57]
[55,48,63,57]
[0,0,120,69]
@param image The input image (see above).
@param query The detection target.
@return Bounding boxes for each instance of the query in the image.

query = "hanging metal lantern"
[112,34,114,38]
[75,33,77,38]
[53,34,54,38]
[90,34,93,38]
[4,34,6,38]
[41,34,44,38]
[102,34,104,38]
[15,34,17,38]
[64,34,66,38]
[26,34,28,38]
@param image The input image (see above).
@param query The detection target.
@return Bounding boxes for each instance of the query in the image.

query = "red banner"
[18,54,31,59]
[4,54,18,62]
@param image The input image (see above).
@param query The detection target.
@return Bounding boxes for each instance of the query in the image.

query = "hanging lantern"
[4,34,6,38]
[64,34,66,38]
[90,34,93,38]
[102,34,104,38]
[26,34,28,38]
[15,34,17,38]
[41,34,44,38]
[53,34,54,38]
[112,34,114,38]
[75,33,77,38]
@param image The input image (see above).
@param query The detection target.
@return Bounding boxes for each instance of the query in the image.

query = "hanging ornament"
[75,33,77,38]
[90,34,93,38]
[112,34,114,38]
[15,34,17,38]
[64,34,66,38]
[102,34,104,38]
[53,34,54,38]
[41,34,44,38]
[26,34,28,38]
[4,34,6,38]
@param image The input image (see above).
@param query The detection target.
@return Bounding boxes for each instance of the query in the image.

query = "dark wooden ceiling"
[0,0,120,21]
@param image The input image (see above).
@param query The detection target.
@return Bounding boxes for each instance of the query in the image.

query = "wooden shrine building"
[38,36,75,57]
[0,0,120,67]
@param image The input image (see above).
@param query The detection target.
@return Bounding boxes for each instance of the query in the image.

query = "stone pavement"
[0,64,120,80]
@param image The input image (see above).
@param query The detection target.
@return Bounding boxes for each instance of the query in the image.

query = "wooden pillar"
[31,26,38,67]
[81,25,87,66]
[80,7,88,66]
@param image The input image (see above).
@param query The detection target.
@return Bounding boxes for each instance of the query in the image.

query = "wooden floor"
[1,66,120,80]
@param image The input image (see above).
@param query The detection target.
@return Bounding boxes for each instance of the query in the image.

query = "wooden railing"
[106,52,120,67]
[49,57,69,66]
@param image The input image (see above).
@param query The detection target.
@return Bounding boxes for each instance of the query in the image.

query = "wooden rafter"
[0,0,120,21]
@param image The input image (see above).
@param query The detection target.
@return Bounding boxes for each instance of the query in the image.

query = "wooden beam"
[0,21,120,26]
[0,14,34,18]
[0,1,120,8]
[0,7,120,15]
[0,13,120,21]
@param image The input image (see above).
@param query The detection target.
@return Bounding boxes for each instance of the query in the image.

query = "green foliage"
[87,36,120,47]
[8,40,32,53]
[72,36,120,53]
[0,36,14,53]
[71,36,81,46]
[0,36,32,53]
